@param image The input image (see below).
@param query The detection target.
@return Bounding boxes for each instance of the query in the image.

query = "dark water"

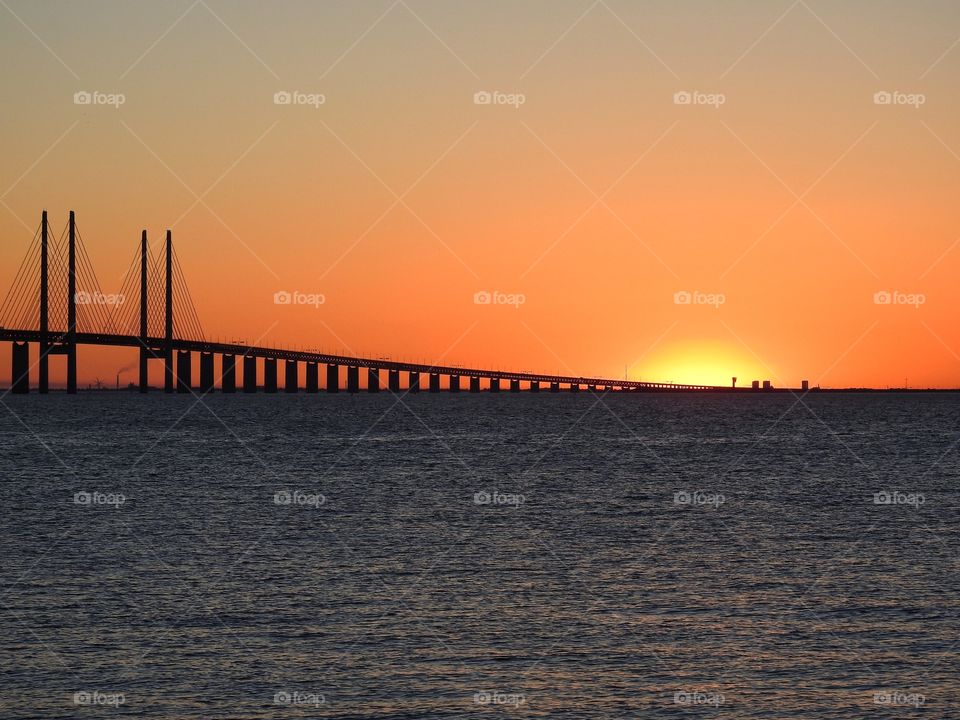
[0,392,958,718]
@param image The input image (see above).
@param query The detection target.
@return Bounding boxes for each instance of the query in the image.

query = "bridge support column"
[200,353,214,393]
[176,351,192,393]
[569,383,579,392]
[222,354,236,393]
[367,367,380,393]
[530,381,540,392]
[470,376,480,393]
[139,348,150,393]
[243,356,257,393]
[306,362,318,393]
[449,375,460,392]
[408,371,420,393]
[347,366,359,393]
[11,342,29,394]
[429,373,440,392]
[38,210,48,394]
[550,382,560,392]
[67,211,77,395]
[388,370,400,392]
[326,364,339,393]
[264,358,278,393]
[489,377,500,392]
[510,379,520,392]
[285,360,298,393]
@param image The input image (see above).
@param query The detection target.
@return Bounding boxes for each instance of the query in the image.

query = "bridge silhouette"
[2,211,730,395]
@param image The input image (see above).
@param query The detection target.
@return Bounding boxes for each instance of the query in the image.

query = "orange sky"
[2,0,960,388]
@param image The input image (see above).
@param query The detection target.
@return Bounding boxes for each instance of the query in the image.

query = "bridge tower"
[38,210,49,393]
[66,211,77,394]
[164,230,174,393]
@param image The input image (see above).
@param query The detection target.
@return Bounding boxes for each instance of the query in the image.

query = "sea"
[0,392,957,718]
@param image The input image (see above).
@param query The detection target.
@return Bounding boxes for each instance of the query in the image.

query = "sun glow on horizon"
[637,342,774,388]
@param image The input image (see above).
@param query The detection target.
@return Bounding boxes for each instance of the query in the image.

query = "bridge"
[2,211,727,395]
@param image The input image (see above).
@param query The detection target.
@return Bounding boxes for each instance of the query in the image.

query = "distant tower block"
[751,380,760,390]
[732,376,737,388]
[801,379,809,392]
[762,380,772,391]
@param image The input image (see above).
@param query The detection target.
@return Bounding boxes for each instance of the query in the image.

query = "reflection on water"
[0,393,958,717]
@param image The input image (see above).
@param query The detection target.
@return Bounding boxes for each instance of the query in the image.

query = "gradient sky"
[2,0,960,388]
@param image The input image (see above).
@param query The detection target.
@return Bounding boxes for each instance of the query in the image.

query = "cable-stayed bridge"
[1,211,729,394]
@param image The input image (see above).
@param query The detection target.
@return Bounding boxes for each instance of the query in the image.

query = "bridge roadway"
[0,329,721,391]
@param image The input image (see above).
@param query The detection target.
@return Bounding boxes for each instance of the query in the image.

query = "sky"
[2,0,960,388]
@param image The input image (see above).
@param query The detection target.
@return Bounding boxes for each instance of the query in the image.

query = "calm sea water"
[0,392,958,718]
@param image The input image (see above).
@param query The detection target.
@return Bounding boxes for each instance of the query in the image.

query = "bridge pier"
[222,354,236,393]
[569,383,579,392]
[200,353,214,393]
[510,379,520,392]
[243,356,257,393]
[326,364,339,393]
[264,358,278,393]
[408,371,420,393]
[429,373,440,392]
[470,376,480,393]
[285,360,298,393]
[306,362,318,393]
[550,382,559,392]
[489,377,500,392]
[176,351,192,392]
[11,342,29,394]
[449,375,460,392]
[388,369,400,392]
[368,367,380,392]
[530,381,540,392]
[347,366,359,393]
